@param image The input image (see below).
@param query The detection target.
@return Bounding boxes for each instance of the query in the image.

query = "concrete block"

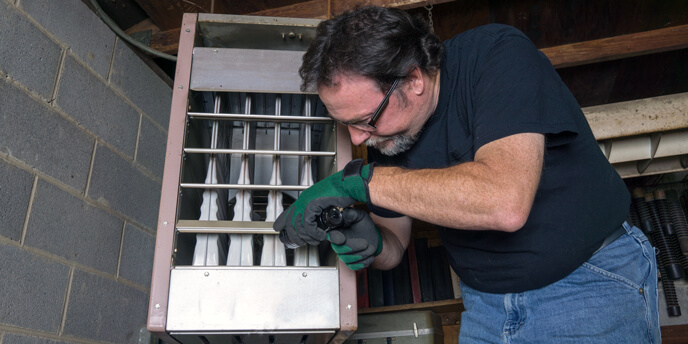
[119,223,154,287]
[0,159,33,241]
[0,1,62,99]
[2,334,78,344]
[137,116,167,179]
[88,144,161,229]
[63,270,148,343]
[20,0,115,79]
[0,242,70,332]
[25,181,123,275]
[0,79,93,191]
[57,55,139,157]
[110,39,171,128]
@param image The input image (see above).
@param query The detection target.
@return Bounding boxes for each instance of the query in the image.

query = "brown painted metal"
[146,12,198,343]
[334,123,357,343]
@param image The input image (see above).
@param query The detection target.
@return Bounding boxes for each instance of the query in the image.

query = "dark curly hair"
[299,6,445,92]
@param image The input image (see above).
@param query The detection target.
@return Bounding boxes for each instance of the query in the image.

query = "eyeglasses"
[341,78,400,131]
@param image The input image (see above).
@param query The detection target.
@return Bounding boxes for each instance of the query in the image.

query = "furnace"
[147,13,357,344]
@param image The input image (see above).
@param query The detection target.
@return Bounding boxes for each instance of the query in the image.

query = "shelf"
[358,298,464,315]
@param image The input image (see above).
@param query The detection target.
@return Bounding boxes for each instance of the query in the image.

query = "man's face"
[318,74,424,156]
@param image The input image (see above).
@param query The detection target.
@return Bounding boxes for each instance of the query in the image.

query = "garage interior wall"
[0,0,171,343]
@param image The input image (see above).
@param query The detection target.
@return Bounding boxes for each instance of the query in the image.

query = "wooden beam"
[249,0,454,19]
[133,0,231,30]
[541,24,688,69]
[249,0,328,19]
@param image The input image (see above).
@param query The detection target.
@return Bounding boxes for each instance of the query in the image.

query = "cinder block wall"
[0,0,171,343]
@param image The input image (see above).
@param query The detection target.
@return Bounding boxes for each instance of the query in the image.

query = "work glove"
[327,207,383,271]
[274,159,375,247]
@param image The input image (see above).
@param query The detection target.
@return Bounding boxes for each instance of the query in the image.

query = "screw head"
[155,304,160,309]
[204,272,210,277]
[302,272,307,277]
[186,29,190,32]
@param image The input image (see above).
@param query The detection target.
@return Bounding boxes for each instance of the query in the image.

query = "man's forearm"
[367,133,544,232]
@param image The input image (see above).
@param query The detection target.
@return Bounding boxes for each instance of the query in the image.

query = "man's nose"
[347,126,372,146]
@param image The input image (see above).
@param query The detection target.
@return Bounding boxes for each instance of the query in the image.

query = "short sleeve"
[471,27,579,151]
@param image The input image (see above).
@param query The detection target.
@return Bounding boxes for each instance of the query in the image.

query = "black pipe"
[632,188,681,317]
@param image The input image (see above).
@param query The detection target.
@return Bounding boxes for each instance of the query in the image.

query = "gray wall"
[0,0,170,343]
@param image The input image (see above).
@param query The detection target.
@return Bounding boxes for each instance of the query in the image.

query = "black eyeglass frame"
[341,78,401,131]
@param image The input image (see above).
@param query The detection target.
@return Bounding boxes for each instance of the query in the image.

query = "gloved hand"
[274,159,374,247]
[327,207,383,271]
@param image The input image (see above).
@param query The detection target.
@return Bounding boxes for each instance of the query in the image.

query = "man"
[273,6,660,343]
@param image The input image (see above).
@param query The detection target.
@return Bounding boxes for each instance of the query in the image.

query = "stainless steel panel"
[177,220,277,234]
[183,148,336,157]
[191,48,308,93]
[197,14,320,52]
[167,267,340,331]
[187,113,333,123]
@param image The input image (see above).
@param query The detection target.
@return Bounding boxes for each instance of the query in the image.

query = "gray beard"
[366,133,419,156]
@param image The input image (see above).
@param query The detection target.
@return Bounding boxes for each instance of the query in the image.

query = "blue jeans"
[458,222,660,343]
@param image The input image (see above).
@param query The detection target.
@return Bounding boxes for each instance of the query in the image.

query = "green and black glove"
[274,159,374,247]
[327,207,383,271]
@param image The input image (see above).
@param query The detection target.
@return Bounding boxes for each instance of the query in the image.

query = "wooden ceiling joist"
[541,24,688,69]
[136,5,688,63]
[250,0,453,19]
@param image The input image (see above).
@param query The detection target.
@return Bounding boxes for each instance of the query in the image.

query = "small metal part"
[288,32,296,39]
[302,272,307,277]
[204,272,210,277]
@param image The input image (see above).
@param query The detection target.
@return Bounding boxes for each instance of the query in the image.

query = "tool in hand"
[280,206,345,248]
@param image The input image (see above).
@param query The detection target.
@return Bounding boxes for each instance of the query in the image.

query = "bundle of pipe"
[666,189,688,255]
[632,188,682,316]
[653,189,688,273]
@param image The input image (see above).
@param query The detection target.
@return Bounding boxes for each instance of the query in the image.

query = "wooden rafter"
[133,0,231,30]
[541,24,688,69]
[249,0,453,19]
[135,5,688,63]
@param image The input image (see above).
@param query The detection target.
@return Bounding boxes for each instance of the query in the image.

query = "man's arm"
[369,214,413,270]
[368,132,544,232]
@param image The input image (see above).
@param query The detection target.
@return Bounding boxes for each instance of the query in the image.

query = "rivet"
[639,288,644,294]
[302,272,307,277]
[178,85,184,89]
[185,29,190,32]
[155,304,160,309]
[346,304,352,310]
[204,272,210,277]
[163,221,168,225]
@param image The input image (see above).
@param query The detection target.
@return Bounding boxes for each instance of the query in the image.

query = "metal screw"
[302,272,307,277]
[163,221,168,225]
[155,304,160,309]
[288,32,296,39]
[178,85,184,89]
[346,304,352,310]
[204,272,210,277]
[185,29,190,32]
[213,49,218,53]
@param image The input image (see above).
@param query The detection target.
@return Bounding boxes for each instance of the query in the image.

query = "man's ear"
[407,67,426,96]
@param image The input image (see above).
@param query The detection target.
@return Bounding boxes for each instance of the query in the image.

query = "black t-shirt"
[368,24,630,293]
